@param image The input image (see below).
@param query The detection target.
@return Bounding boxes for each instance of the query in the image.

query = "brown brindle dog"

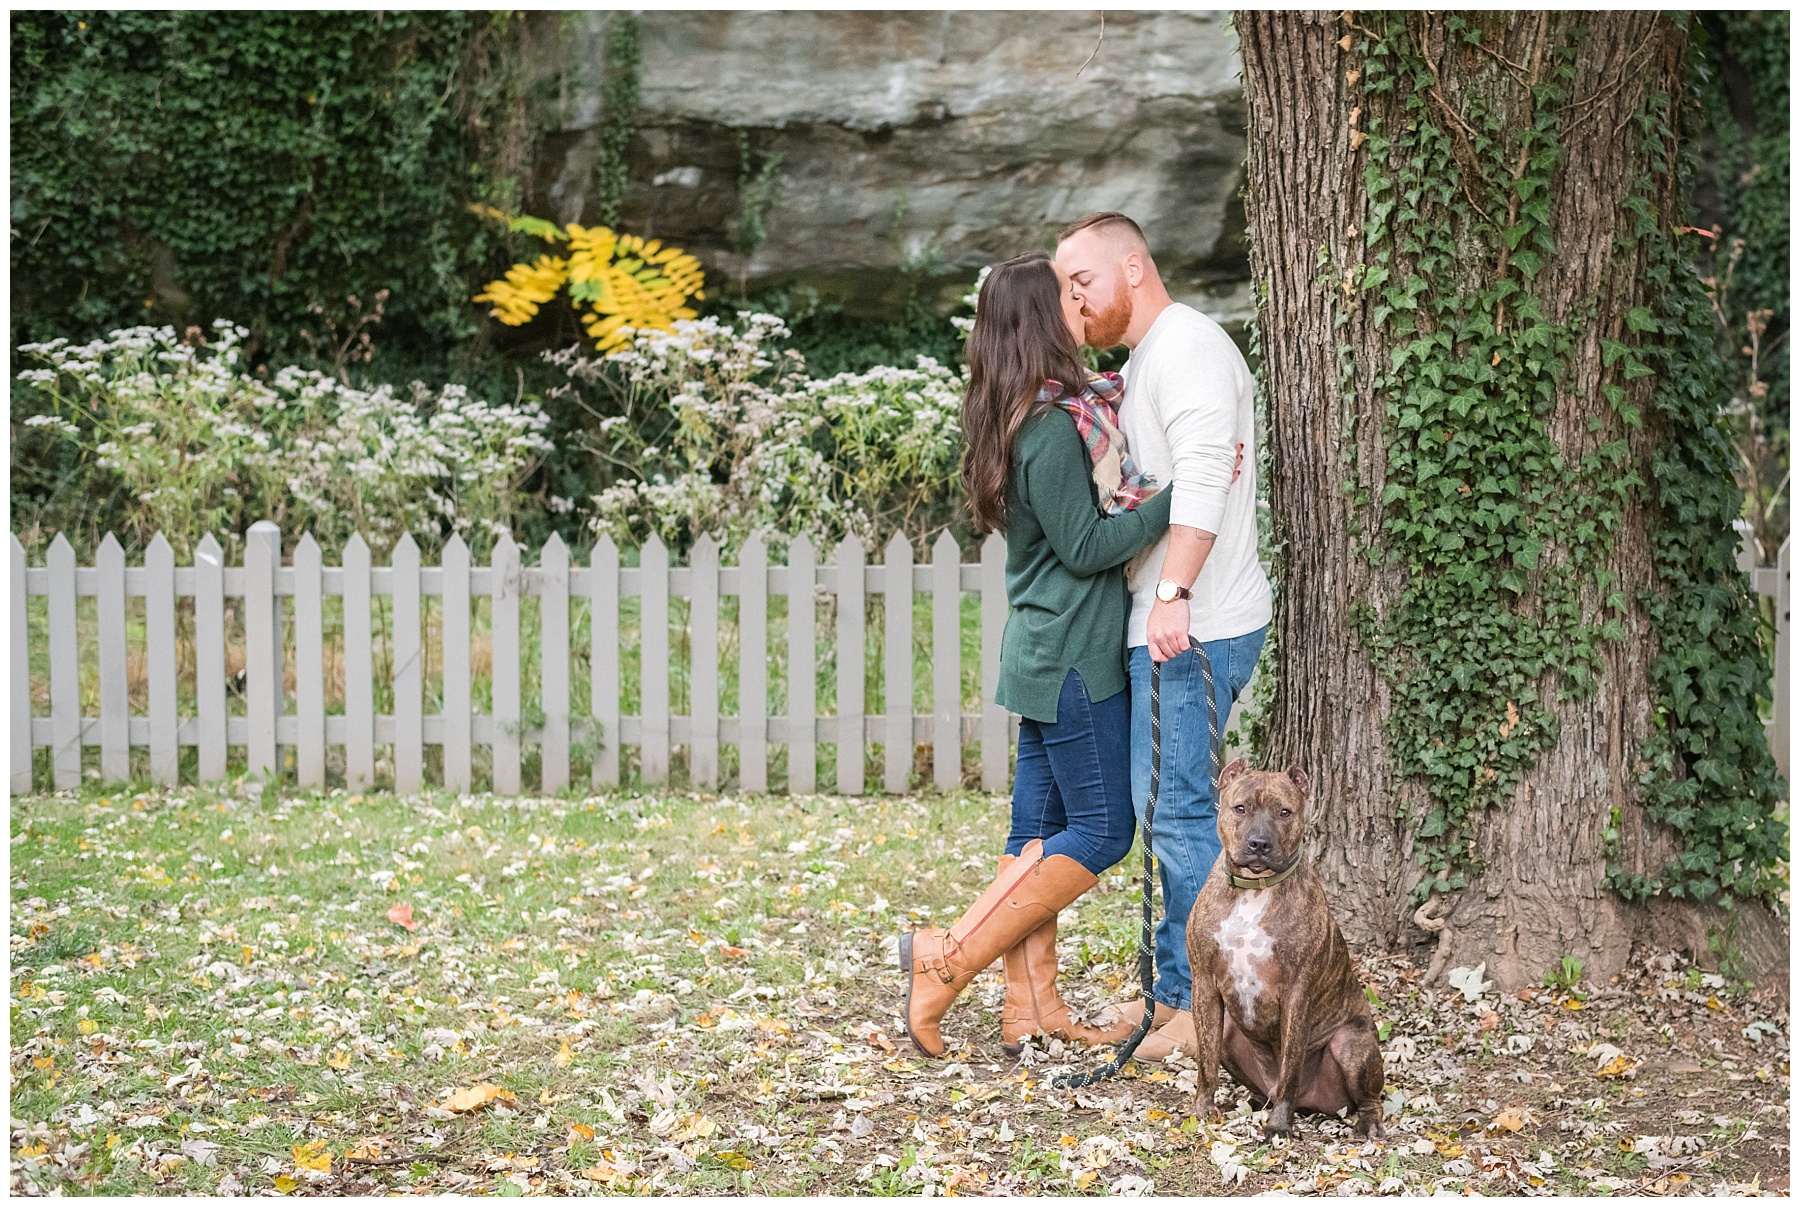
[1185,759,1385,1139]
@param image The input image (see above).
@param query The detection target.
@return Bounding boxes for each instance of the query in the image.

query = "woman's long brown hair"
[960,252,1091,535]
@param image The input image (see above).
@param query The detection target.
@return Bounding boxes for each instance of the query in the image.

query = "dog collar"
[1225,844,1303,891]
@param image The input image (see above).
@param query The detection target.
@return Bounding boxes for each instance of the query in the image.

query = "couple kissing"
[901,212,1273,1063]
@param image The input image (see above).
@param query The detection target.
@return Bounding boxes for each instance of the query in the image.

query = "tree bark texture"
[1237,12,1781,989]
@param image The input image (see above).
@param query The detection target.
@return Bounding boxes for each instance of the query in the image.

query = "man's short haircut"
[1057,211,1149,251]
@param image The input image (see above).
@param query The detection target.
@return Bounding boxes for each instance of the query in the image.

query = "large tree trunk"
[1238,11,1784,989]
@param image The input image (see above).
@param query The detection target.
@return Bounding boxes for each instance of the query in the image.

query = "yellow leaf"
[1075,1170,1098,1190]
[712,1149,753,1171]
[443,1083,516,1112]
[568,1122,595,1143]
[553,1039,575,1068]
[326,1048,352,1070]
[1561,998,1586,1011]
[78,1019,98,1035]
[1491,1109,1527,1132]
[31,1056,53,1070]
[273,1174,297,1194]
[1596,1055,1636,1078]
[584,1159,636,1187]
[293,1139,331,1172]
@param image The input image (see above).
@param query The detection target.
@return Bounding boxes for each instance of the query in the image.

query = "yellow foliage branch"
[470,206,706,351]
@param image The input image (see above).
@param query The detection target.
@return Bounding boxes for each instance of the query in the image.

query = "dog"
[1185,758,1384,1139]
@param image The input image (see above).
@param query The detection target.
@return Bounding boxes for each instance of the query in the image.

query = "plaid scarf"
[1042,372,1160,515]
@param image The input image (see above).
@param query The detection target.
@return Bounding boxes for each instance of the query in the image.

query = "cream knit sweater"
[1117,303,1273,647]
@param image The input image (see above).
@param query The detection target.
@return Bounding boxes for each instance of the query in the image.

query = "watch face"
[1157,581,1175,602]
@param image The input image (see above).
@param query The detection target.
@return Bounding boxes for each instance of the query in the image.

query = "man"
[1055,212,1272,1061]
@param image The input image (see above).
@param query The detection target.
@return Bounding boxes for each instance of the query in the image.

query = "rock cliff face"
[528,10,1250,325]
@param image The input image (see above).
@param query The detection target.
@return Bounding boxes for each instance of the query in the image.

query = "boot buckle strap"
[914,945,954,983]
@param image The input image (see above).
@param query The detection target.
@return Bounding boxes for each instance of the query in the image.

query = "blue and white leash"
[1055,639,1219,1089]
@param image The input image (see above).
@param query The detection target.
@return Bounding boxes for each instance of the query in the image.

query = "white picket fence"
[13,525,1791,796]
[13,523,1014,796]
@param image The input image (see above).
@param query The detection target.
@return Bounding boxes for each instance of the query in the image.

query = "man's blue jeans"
[1128,626,1267,1010]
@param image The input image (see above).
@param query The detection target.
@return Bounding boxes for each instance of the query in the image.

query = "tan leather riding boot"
[997,854,1140,1054]
[900,840,1101,1058]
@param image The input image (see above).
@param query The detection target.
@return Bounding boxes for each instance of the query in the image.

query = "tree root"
[1413,896,1454,985]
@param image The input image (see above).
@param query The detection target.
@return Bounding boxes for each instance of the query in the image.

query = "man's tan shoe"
[1132,1004,1199,1062]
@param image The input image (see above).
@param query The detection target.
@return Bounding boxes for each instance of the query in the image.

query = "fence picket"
[14,528,1791,802]
[244,525,278,779]
[11,534,31,793]
[441,535,472,792]
[788,536,817,793]
[980,532,1008,792]
[145,534,178,785]
[48,533,80,789]
[884,532,912,793]
[343,534,375,789]
[491,533,522,795]
[539,534,570,794]
[1774,536,1791,779]
[392,534,423,794]
[932,531,961,791]
[589,537,620,788]
[293,534,326,788]
[738,532,769,793]
[835,537,866,795]
[194,533,227,782]
[96,533,129,782]
[690,534,721,789]
[640,536,671,784]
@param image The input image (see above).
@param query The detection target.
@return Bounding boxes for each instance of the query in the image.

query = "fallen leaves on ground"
[7,782,1789,1196]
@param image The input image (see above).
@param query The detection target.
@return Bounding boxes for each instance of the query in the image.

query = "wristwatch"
[1155,579,1192,604]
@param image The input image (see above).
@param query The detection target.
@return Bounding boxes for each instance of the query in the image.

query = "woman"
[900,251,1171,1058]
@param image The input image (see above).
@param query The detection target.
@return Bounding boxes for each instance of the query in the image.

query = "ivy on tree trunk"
[1237,11,1785,989]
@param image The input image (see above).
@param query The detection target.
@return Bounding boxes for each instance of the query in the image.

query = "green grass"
[10,782,1785,1196]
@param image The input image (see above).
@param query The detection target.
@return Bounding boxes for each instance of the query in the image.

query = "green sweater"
[995,408,1172,724]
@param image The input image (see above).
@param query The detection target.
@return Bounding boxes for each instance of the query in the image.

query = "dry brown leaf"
[386,902,418,932]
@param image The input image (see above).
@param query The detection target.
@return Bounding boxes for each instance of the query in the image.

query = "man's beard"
[1082,293,1133,349]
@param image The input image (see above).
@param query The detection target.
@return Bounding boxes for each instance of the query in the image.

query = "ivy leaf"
[1624,306,1658,333]
[1516,536,1543,570]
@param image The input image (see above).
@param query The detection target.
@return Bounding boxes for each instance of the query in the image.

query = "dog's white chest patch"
[1215,891,1275,1026]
